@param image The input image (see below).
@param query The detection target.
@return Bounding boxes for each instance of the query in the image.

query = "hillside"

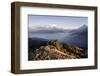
[28,40,87,60]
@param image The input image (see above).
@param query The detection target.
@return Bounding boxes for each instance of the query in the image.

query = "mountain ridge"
[28,40,87,60]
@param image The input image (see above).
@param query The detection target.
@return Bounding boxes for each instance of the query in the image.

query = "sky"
[28,15,88,31]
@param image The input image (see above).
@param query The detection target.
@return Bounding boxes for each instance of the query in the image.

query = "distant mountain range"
[63,24,88,48]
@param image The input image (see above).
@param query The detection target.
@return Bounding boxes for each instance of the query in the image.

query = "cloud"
[30,24,79,30]
[29,24,81,34]
[30,24,63,30]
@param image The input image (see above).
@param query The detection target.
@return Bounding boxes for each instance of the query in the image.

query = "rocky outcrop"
[28,40,87,60]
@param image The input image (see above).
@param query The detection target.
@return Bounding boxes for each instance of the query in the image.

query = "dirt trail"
[52,49,67,56]
[44,46,67,56]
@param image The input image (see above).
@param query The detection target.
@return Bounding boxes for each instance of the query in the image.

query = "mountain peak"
[79,24,87,29]
[77,24,88,32]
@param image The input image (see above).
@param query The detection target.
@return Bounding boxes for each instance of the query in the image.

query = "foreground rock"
[28,40,87,60]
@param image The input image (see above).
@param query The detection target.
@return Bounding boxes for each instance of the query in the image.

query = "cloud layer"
[29,24,80,33]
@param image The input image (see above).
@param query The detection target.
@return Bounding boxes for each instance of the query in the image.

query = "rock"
[28,40,87,60]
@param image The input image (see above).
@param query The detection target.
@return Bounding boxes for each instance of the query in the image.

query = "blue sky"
[28,15,88,31]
